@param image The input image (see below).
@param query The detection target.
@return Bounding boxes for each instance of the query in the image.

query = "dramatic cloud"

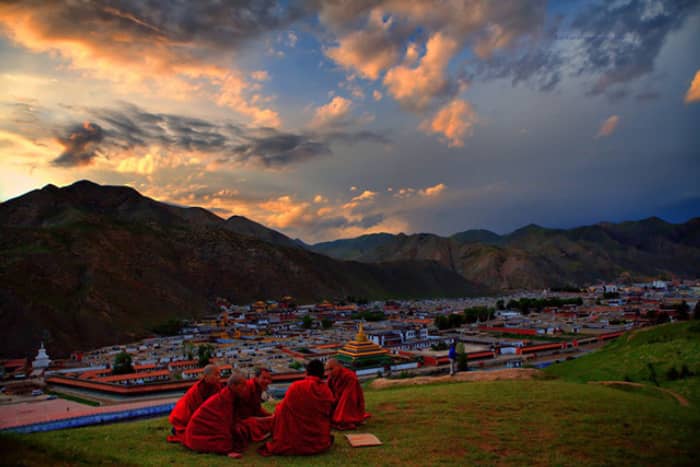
[325,9,403,80]
[228,131,331,168]
[420,183,447,197]
[685,70,700,104]
[383,33,459,111]
[19,103,389,171]
[373,90,383,101]
[596,115,620,138]
[420,99,477,147]
[0,1,287,126]
[52,122,105,167]
[310,96,353,128]
[572,0,699,95]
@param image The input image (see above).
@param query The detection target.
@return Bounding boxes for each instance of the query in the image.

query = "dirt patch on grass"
[369,369,542,390]
[591,381,689,406]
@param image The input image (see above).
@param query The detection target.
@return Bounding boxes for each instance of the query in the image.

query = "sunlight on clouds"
[259,195,312,229]
[383,33,458,111]
[0,3,280,127]
[420,99,477,147]
[596,115,620,138]
[325,9,400,80]
[217,73,281,128]
[420,183,447,197]
[684,70,700,104]
[310,96,352,128]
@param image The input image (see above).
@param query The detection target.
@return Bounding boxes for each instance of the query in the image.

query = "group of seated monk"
[167,358,369,458]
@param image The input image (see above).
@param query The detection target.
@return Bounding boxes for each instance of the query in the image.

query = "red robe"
[328,366,370,430]
[258,376,335,456]
[239,378,271,418]
[167,379,221,443]
[184,386,251,455]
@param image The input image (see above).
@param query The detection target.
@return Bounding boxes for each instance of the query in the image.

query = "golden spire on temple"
[355,322,367,342]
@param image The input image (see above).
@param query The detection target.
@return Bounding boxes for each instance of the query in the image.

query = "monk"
[240,367,273,418]
[184,372,268,458]
[325,358,370,430]
[167,364,221,443]
[258,359,335,456]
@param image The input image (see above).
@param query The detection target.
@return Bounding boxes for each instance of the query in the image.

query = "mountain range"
[0,181,478,357]
[1,180,698,357]
[310,218,700,290]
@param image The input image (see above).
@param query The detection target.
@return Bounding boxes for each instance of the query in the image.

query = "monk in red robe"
[167,364,221,443]
[258,359,335,456]
[240,367,273,418]
[184,373,267,458]
[326,358,371,430]
[237,367,274,438]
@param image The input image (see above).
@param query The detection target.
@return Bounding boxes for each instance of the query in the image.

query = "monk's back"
[185,386,246,454]
[261,376,334,456]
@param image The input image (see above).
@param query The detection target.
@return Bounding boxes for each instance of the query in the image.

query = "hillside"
[309,217,700,290]
[223,215,302,249]
[1,377,698,465]
[0,181,482,358]
[545,321,700,404]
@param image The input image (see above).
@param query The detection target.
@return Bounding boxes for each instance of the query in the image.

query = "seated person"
[184,372,269,458]
[167,364,221,443]
[258,359,335,456]
[325,358,371,430]
[240,367,273,418]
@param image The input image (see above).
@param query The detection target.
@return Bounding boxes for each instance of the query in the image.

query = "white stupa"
[32,342,51,370]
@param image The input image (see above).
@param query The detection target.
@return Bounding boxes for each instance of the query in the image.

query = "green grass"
[47,391,101,407]
[545,321,700,404]
[1,378,699,466]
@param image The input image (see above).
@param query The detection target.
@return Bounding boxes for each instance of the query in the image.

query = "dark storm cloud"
[48,103,390,168]
[469,0,698,95]
[52,122,105,167]
[469,44,563,92]
[323,130,390,146]
[572,0,699,95]
[229,132,332,168]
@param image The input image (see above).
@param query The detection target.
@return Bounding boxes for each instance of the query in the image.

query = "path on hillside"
[591,381,689,406]
[369,368,542,389]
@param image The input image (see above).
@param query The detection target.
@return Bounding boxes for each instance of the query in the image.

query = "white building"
[32,342,51,370]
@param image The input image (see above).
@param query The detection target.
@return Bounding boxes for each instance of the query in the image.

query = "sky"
[0,0,699,243]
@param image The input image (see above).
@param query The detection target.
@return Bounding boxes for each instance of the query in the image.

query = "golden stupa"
[337,323,391,368]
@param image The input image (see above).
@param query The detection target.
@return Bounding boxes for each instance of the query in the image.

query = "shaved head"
[325,358,344,376]
[227,371,246,387]
[202,364,219,384]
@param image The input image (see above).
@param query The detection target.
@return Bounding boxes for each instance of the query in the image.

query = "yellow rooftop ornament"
[355,322,367,342]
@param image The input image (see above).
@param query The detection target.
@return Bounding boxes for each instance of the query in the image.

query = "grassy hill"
[2,377,699,466]
[545,321,700,405]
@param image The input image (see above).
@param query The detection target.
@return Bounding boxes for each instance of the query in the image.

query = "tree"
[197,344,215,367]
[302,315,313,329]
[112,351,134,375]
[321,318,333,329]
[457,352,469,372]
[182,341,194,360]
[496,299,505,310]
[695,302,700,320]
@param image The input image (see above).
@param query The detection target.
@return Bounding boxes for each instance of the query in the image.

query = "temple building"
[337,323,392,369]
